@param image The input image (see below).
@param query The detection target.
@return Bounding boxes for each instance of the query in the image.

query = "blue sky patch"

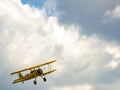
[21,0,46,8]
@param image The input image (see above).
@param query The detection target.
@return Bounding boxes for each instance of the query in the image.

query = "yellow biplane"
[11,60,56,85]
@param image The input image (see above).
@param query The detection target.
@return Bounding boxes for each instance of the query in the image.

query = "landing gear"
[22,81,24,84]
[33,78,37,85]
[33,80,37,85]
[43,77,47,82]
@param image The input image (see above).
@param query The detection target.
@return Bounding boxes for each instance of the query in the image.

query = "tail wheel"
[33,80,37,85]
[43,78,47,82]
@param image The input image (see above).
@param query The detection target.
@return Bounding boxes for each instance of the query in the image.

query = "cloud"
[56,0,120,41]
[0,0,120,90]
[43,0,56,16]
[105,45,120,69]
[104,6,120,22]
[51,84,92,90]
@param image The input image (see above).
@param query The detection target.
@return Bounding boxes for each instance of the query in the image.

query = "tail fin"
[18,73,24,78]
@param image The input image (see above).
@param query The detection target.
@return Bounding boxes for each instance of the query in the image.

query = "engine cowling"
[37,69,43,75]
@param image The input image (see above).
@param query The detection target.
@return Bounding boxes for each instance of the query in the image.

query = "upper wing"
[11,60,56,75]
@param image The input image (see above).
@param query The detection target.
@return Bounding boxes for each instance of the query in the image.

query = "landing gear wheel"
[43,78,47,82]
[33,80,37,85]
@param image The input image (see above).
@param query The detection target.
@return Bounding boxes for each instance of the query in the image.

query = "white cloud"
[0,0,120,90]
[0,0,49,68]
[105,45,120,69]
[105,45,120,59]
[104,6,120,22]
[51,84,92,90]
[106,60,119,69]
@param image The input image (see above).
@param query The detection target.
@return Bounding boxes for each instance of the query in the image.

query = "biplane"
[11,60,56,85]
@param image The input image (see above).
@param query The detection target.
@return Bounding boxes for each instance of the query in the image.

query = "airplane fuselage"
[13,69,42,84]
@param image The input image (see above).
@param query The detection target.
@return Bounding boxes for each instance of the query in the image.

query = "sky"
[21,0,46,8]
[0,0,120,90]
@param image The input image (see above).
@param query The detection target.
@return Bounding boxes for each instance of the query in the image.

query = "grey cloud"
[92,82,120,90]
[56,0,120,41]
